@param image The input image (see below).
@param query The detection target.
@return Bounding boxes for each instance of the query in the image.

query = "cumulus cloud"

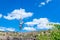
[25,18,49,26]
[39,0,52,7]
[0,27,15,31]
[37,23,52,29]
[23,27,36,31]
[0,14,2,18]
[25,18,53,29]
[25,22,38,26]
[4,8,33,20]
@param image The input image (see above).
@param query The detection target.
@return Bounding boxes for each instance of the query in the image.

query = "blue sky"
[0,0,60,32]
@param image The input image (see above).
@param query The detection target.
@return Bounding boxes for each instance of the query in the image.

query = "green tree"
[53,24,60,30]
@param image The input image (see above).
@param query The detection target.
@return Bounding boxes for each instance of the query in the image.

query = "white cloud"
[23,27,36,31]
[0,27,15,31]
[0,14,2,18]
[39,2,45,7]
[46,0,51,3]
[6,28,15,31]
[0,27,6,31]
[40,2,45,5]
[50,22,60,24]
[4,8,33,20]
[25,18,49,26]
[39,0,52,7]
[25,22,38,26]
[40,2,45,6]
[37,23,52,29]
[25,18,53,29]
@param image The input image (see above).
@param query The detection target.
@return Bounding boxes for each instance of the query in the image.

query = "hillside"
[0,23,60,40]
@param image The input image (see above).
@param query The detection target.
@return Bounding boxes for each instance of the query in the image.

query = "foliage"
[53,24,60,30]
[36,24,60,40]
[36,30,60,40]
